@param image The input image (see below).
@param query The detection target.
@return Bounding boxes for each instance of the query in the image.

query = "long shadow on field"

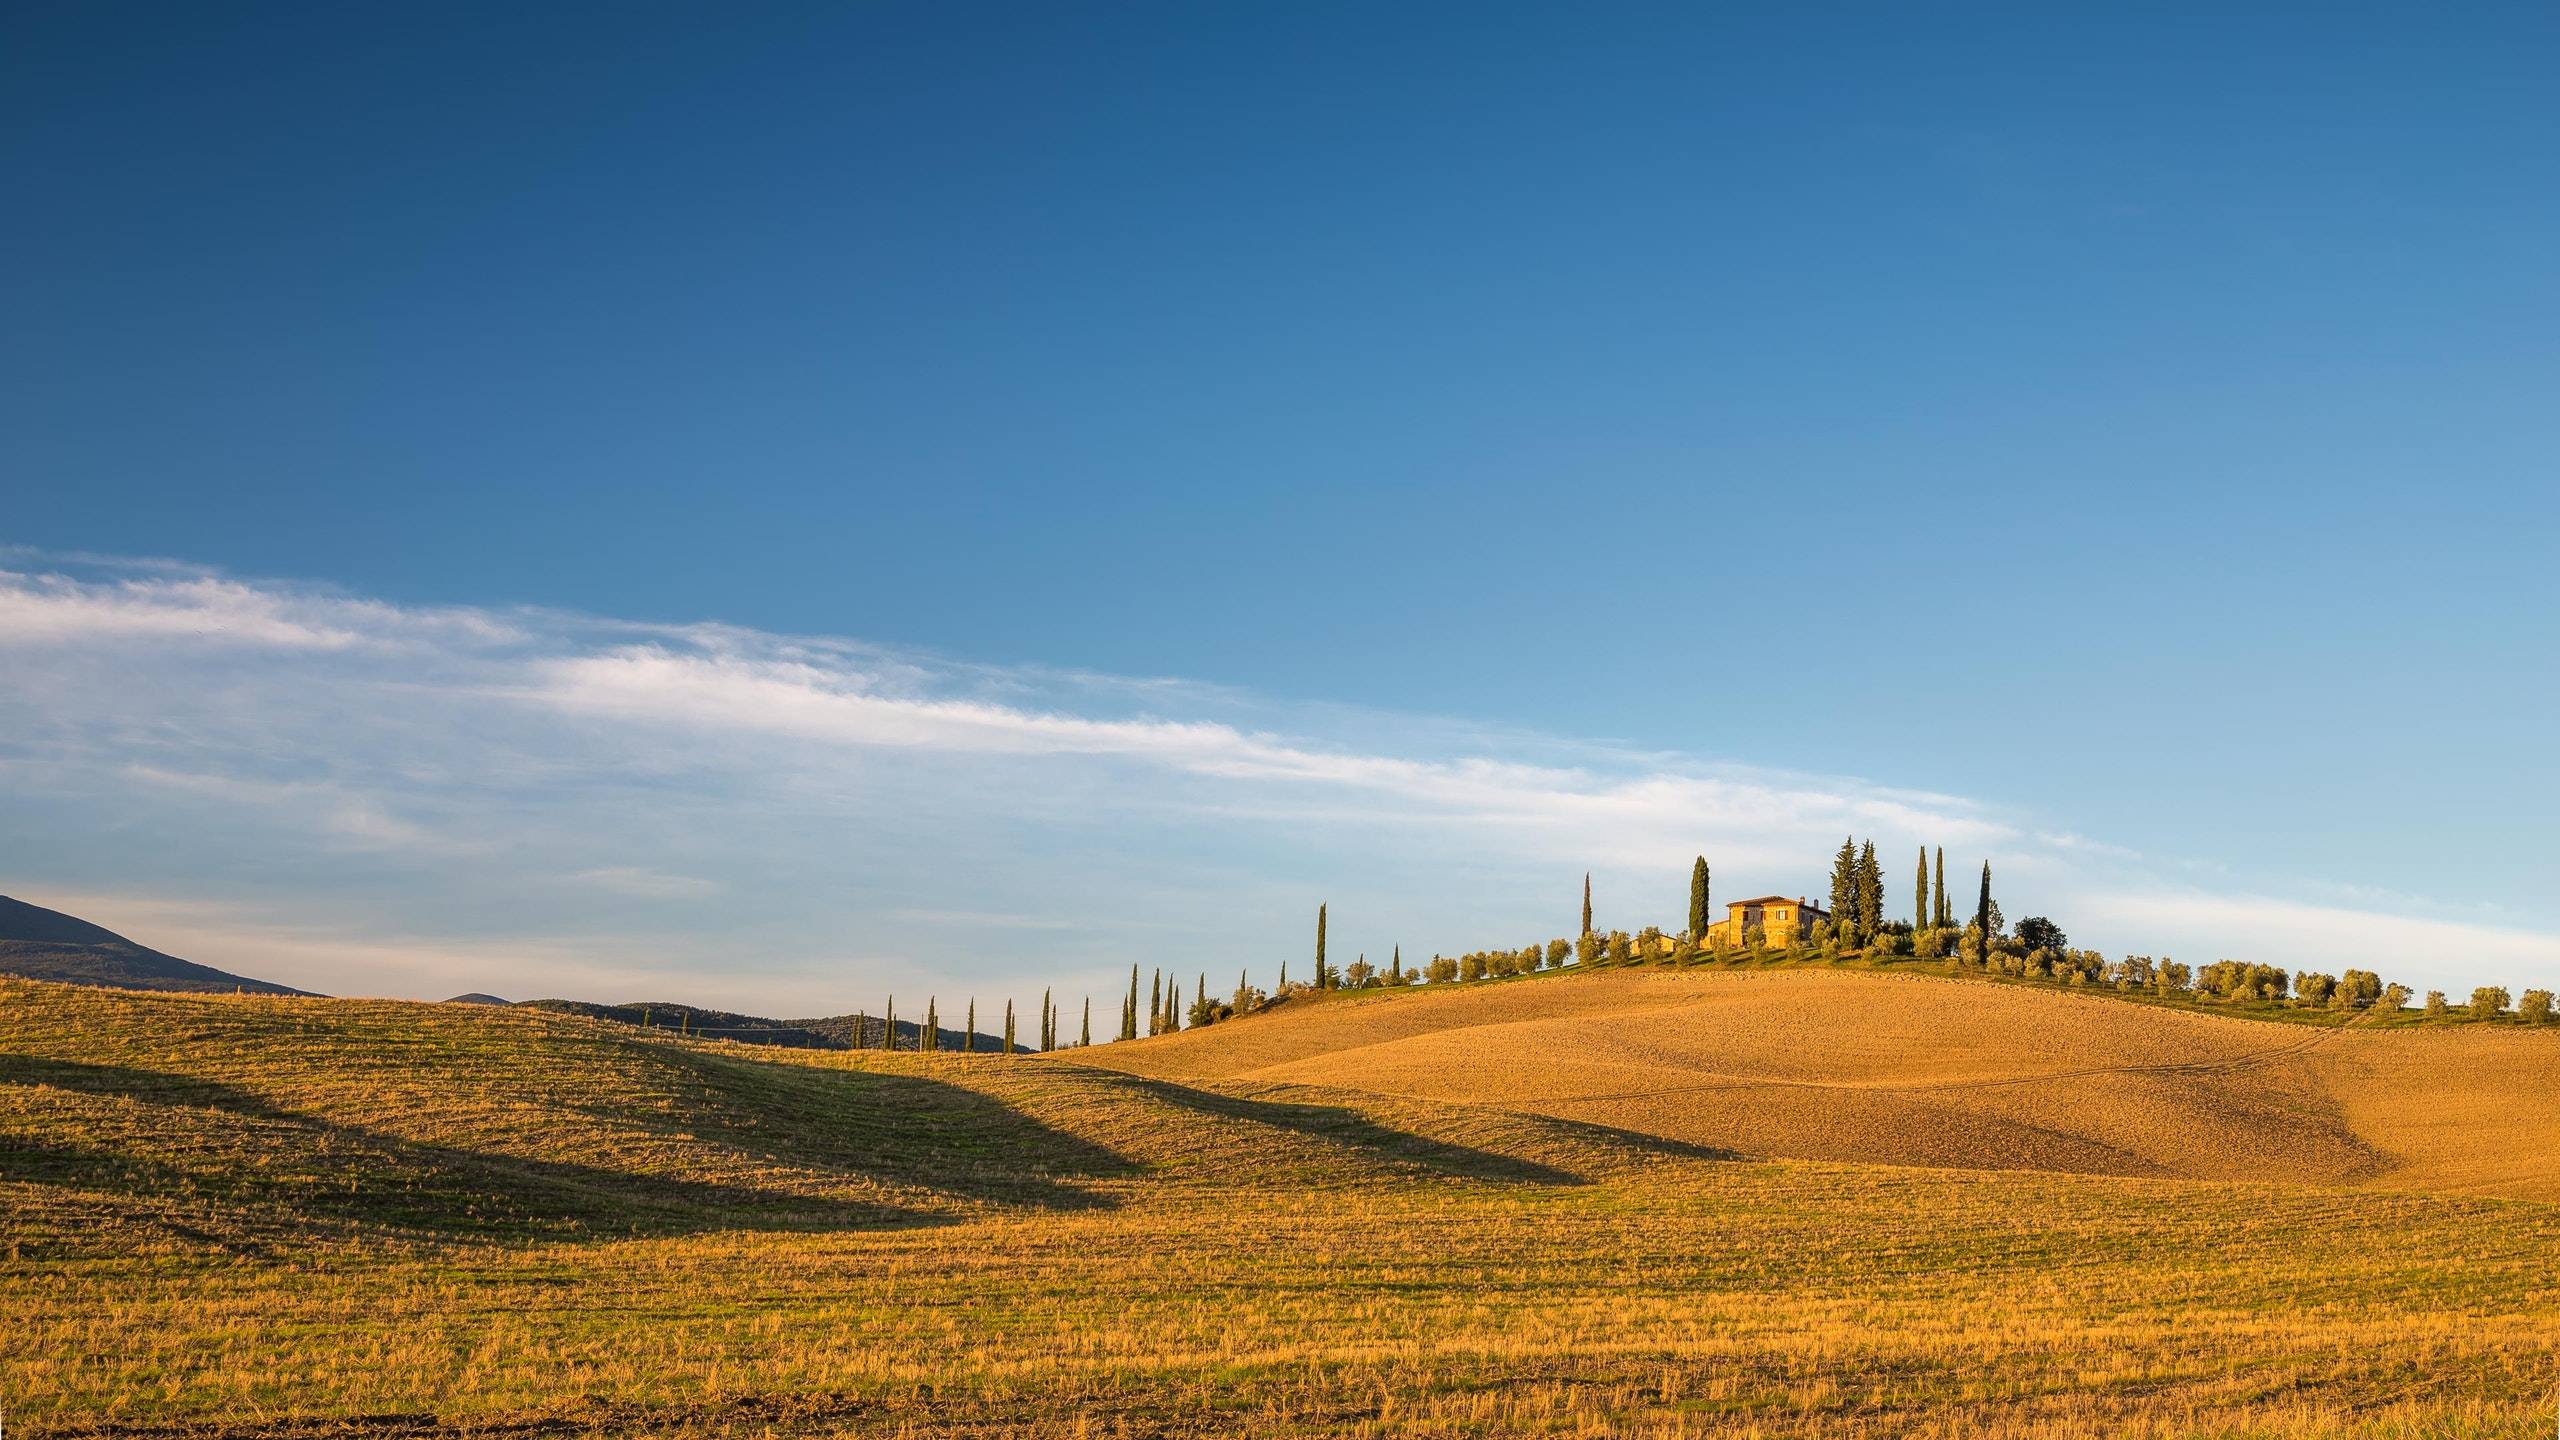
[1115,1074,1597,1184]
[0,1055,1117,1249]
[597,1045,1142,1199]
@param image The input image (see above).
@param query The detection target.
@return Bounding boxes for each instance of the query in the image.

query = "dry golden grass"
[5,975,2558,1438]
[1088,967,2560,1199]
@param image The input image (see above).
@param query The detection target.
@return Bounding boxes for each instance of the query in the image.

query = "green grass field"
[5,978,2557,1438]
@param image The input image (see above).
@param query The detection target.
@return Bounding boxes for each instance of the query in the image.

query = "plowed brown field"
[1084,967,2560,1198]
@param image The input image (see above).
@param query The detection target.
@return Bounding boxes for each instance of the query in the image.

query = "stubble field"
[4,976,2556,1438]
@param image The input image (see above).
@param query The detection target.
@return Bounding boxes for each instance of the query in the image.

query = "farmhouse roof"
[1729,895,1818,908]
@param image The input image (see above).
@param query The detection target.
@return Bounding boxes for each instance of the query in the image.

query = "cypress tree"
[1148,970,1163,1035]
[852,1010,864,1048]
[1003,1001,1015,1055]
[1828,836,1857,921]
[1933,848,1948,928]
[1080,996,1091,1046]
[884,997,895,1051]
[1581,873,1593,936]
[1915,848,1929,930]
[1122,964,1139,1041]
[965,1000,976,1054]
[1688,857,1710,938]
[1390,944,1402,983]
[923,998,937,1053]
[1040,987,1053,1050]
[1856,840,1883,939]
[1315,904,1329,990]
[1975,861,1993,943]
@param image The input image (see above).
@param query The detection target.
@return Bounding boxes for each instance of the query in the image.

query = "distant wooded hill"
[516,998,1028,1054]
[0,894,311,996]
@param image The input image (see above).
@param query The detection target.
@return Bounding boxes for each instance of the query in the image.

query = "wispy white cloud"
[1,554,2551,1007]
[522,644,2005,852]
[0,567,526,652]
[890,908,1079,931]
[570,866,726,899]
[121,764,446,851]
[2069,888,2560,992]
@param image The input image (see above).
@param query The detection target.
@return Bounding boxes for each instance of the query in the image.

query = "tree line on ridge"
[833,841,2556,1051]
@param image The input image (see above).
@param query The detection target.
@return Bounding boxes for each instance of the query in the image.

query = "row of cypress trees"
[1117,965,1233,1036]
[848,988,1089,1053]
[1822,839,1988,940]
[839,849,2004,1057]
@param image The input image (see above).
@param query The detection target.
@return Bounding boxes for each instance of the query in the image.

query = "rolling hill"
[0,894,309,995]
[6,971,2556,1438]
[0,977,1677,1257]
[1081,965,2560,1200]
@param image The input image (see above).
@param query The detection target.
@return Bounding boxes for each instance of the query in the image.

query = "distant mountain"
[443,992,512,1005]
[517,998,1027,1053]
[0,894,312,996]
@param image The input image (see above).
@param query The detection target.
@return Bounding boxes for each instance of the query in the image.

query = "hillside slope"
[1082,967,2560,1199]
[0,979,1692,1258]
[0,894,310,995]
[8,981,2558,1440]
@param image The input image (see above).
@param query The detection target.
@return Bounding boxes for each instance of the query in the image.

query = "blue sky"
[4,4,2556,1008]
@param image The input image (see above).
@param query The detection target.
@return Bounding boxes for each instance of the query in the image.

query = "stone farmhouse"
[1703,895,1829,947]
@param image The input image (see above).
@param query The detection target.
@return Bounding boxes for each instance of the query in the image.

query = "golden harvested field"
[1086,966,2560,1199]
[5,974,2558,1438]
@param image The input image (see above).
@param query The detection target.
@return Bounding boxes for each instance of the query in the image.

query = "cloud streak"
[0,567,523,651]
